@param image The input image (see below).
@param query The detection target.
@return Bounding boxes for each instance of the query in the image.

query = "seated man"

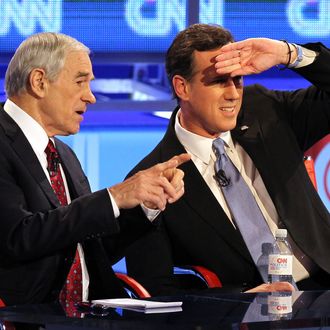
[0,32,190,306]
[125,24,330,295]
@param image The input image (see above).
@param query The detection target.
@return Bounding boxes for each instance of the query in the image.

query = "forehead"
[61,51,94,78]
[192,48,222,79]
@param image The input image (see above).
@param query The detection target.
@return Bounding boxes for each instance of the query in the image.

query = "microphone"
[215,169,231,187]
[48,154,60,177]
[52,156,60,173]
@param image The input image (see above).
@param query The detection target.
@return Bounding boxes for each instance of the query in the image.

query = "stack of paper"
[91,298,183,314]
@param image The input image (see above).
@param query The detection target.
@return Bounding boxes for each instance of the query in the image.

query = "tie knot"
[212,138,225,157]
[45,139,57,156]
[45,140,60,176]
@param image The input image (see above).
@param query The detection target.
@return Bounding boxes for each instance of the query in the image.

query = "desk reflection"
[0,291,330,329]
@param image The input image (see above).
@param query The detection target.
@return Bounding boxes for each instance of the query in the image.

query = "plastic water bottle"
[268,229,293,285]
[267,229,294,319]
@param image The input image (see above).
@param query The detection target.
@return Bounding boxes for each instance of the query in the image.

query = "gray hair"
[5,32,90,97]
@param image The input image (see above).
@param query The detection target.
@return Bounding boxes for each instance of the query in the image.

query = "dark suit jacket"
[0,107,151,305]
[125,43,330,296]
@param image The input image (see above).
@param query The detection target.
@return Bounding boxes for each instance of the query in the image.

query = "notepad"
[91,298,183,314]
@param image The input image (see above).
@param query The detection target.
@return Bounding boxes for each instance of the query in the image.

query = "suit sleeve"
[286,42,330,150]
[0,140,120,265]
[242,42,330,152]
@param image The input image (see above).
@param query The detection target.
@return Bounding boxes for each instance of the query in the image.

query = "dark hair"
[165,24,234,100]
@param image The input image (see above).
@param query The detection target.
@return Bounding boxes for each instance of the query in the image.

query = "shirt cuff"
[291,45,317,68]
[140,204,161,222]
[107,189,120,218]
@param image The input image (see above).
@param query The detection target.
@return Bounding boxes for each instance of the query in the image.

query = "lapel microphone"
[215,169,231,187]
[52,155,60,173]
[48,153,60,177]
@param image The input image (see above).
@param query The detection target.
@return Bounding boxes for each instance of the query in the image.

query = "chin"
[68,127,80,135]
[72,129,80,135]
[219,123,236,133]
[226,120,237,131]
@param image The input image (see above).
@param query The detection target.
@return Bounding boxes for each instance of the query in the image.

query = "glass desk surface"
[1,290,330,329]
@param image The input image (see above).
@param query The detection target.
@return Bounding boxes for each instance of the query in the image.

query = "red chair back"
[304,156,317,190]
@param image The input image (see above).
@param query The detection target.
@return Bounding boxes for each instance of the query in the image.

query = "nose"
[223,79,240,100]
[83,86,96,104]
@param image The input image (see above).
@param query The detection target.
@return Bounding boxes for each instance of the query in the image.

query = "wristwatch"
[288,44,303,68]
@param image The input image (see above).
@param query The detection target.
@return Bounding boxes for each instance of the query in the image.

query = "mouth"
[220,106,235,113]
[76,110,85,116]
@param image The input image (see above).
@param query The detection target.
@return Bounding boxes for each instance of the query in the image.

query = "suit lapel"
[234,88,294,198]
[55,139,91,198]
[232,116,267,172]
[0,109,60,207]
[161,109,253,262]
[232,112,285,217]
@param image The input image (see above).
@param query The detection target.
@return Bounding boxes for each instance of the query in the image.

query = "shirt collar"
[4,99,50,156]
[174,109,235,164]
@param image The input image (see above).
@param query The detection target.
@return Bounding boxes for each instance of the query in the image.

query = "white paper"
[91,298,182,310]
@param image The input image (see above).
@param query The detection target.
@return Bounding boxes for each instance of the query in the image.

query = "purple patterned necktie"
[212,138,275,282]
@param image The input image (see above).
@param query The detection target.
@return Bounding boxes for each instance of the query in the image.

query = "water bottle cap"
[275,229,287,238]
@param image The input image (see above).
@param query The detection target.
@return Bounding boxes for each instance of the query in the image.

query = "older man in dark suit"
[125,24,330,295]
[0,32,189,306]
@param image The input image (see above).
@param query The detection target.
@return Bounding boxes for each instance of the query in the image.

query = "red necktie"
[45,140,68,206]
[45,140,83,316]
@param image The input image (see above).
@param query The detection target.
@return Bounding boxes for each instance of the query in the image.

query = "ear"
[28,68,48,98]
[172,75,190,101]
